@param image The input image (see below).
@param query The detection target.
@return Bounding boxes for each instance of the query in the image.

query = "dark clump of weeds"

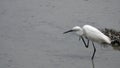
[101,28,120,51]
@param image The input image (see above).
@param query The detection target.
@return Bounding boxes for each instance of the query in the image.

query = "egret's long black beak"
[63,30,74,34]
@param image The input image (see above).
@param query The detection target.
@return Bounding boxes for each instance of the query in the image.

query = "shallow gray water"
[0,0,120,68]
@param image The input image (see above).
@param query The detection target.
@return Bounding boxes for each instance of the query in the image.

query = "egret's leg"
[91,42,96,60]
[86,39,89,48]
[81,36,89,48]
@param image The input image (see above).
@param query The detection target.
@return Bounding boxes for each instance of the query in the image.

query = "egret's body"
[63,25,111,60]
[83,25,111,44]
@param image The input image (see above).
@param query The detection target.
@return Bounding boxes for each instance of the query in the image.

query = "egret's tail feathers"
[104,36,111,44]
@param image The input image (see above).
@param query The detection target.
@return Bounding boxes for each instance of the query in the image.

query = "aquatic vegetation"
[101,28,120,51]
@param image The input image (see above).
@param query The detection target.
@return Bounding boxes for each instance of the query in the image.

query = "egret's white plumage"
[82,25,111,44]
[63,25,111,60]
[72,26,84,36]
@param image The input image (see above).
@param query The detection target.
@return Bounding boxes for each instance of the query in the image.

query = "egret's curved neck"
[76,29,84,36]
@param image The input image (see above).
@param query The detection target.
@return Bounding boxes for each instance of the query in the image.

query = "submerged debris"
[101,28,120,51]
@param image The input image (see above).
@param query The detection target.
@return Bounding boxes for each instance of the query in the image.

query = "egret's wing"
[83,25,111,44]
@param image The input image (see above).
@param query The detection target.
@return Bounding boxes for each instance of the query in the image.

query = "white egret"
[63,25,111,60]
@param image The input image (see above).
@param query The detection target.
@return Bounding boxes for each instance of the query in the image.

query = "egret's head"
[63,26,83,36]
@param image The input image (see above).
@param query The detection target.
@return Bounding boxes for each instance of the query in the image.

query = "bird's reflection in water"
[91,60,95,68]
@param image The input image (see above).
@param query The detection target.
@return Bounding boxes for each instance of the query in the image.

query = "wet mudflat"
[0,0,120,68]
